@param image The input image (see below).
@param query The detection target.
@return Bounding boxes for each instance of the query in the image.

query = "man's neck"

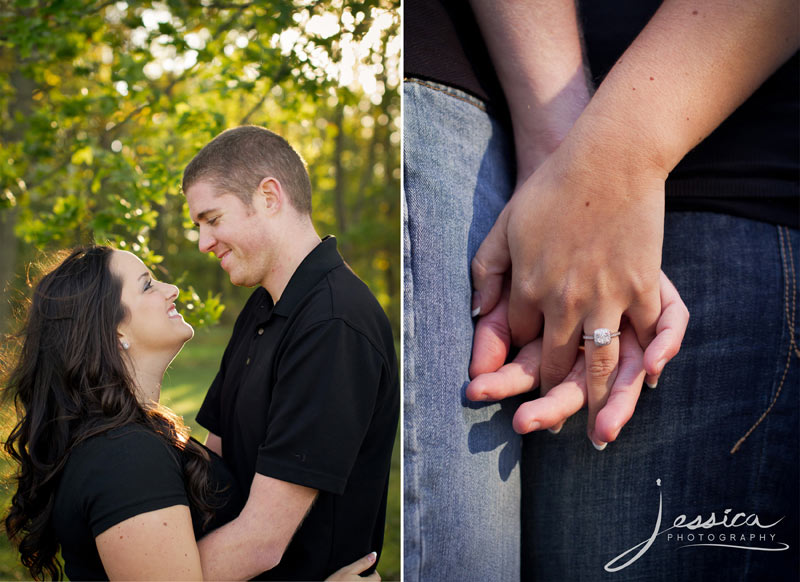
[262,221,321,302]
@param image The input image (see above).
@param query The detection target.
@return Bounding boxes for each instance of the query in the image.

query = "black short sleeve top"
[52,425,242,581]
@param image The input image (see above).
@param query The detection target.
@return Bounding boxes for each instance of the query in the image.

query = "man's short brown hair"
[182,125,312,215]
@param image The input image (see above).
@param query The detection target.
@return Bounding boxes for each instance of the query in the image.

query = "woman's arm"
[95,505,202,581]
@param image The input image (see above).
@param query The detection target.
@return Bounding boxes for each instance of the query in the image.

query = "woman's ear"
[257,177,283,214]
[117,330,130,351]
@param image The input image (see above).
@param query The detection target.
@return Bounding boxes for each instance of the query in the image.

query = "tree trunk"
[0,67,35,334]
[332,101,349,256]
[353,112,378,226]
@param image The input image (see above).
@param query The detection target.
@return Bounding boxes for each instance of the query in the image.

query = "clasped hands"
[466,145,689,449]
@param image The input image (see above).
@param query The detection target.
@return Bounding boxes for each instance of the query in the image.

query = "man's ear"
[257,177,283,214]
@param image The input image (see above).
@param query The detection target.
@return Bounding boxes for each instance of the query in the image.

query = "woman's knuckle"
[555,286,586,313]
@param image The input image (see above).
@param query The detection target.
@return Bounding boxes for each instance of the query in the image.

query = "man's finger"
[470,210,511,318]
[643,271,690,383]
[466,339,542,401]
[593,328,646,443]
[583,312,622,450]
[511,355,586,434]
[469,281,511,378]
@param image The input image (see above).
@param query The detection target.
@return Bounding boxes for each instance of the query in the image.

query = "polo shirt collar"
[272,235,343,317]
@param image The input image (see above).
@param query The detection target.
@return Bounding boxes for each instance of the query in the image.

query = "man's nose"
[198,227,215,253]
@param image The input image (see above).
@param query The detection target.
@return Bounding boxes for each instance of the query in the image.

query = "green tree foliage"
[0,2,400,579]
[0,0,400,335]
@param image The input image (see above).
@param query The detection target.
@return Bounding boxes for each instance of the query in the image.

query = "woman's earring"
[121,340,130,350]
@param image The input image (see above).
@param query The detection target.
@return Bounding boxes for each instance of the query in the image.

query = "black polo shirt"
[196,236,399,581]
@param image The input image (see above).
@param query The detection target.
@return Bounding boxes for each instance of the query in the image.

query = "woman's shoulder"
[56,424,188,537]
[69,423,164,449]
[66,425,180,475]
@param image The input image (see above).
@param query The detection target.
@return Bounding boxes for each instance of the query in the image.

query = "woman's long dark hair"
[2,246,215,580]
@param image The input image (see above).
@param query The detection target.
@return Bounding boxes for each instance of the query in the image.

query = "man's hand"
[468,271,688,446]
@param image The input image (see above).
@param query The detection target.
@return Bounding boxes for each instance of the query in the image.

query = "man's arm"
[468,0,591,183]
[204,431,222,457]
[197,473,318,580]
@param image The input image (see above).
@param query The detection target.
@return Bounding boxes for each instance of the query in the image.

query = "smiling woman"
[112,250,196,398]
[2,246,375,581]
[2,246,230,580]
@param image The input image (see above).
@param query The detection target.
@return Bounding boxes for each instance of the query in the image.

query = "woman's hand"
[468,271,688,446]
[471,134,668,445]
[326,552,380,581]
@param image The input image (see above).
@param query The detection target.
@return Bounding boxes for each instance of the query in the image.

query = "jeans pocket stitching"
[404,78,489,113]
[730,225,798,454]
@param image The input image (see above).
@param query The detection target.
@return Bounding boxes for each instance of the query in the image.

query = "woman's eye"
[208,216,219,226]
[144,279,153,291]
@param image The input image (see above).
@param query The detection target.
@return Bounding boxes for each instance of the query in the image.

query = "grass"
[0,325,401,581]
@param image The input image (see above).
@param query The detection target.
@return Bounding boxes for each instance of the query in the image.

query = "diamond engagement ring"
[583,328,621,346]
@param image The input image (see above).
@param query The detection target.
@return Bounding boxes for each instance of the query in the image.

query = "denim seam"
[784,227,800,357]
[404,78,489,113]
[401,187,422,582]
[730,225,798,454]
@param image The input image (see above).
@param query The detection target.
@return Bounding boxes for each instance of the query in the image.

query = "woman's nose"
[159,281,180,302]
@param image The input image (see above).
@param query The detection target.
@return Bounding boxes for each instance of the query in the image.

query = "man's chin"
[227,272,258,288]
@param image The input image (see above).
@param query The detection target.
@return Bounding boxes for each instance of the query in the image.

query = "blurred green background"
[0,0,400,579]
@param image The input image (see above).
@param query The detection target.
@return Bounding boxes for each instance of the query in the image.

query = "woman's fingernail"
[548,422,564,435]
[471,292,481,317]
[590,437,607,451]
[529,420,541,432]
[646,378,658,389]
[368,551,377,563]
[655,359,666,373]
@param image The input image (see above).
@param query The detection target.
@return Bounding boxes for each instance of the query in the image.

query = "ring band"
[582,328,621,346]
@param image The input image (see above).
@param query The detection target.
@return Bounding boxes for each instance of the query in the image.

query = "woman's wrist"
[552,109,671,205]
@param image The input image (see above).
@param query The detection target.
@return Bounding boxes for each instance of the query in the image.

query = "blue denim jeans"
[521,214,800,581]
[403,79,523,582]
[404,78,800,581]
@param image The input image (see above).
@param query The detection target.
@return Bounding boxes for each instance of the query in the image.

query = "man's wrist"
[510,70,592,181]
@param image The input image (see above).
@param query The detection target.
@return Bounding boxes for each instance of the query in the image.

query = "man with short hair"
[183,125,398,580]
